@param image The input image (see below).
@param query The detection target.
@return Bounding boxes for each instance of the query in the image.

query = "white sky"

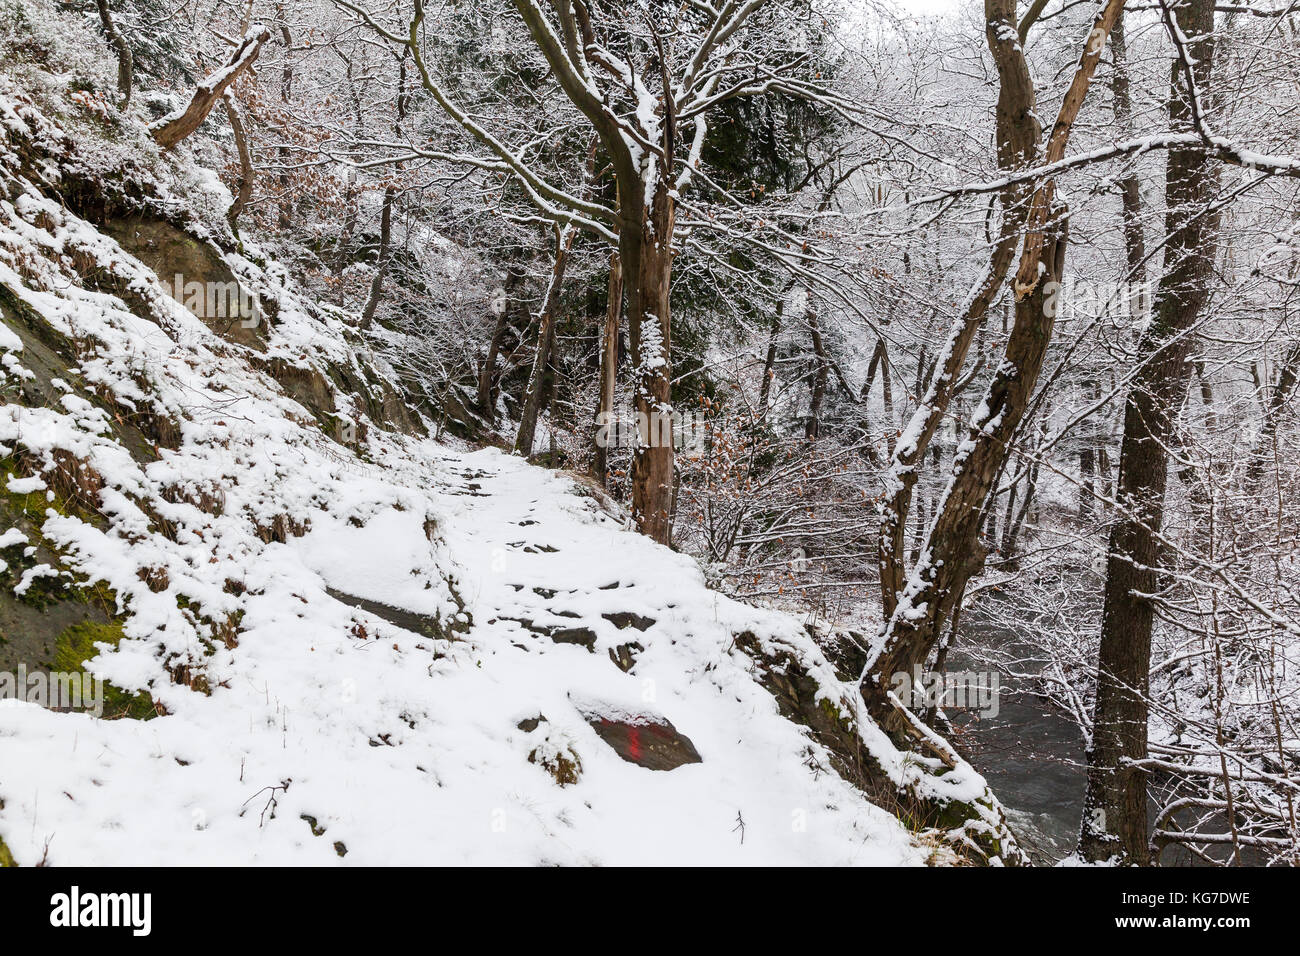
[885,0,967,15]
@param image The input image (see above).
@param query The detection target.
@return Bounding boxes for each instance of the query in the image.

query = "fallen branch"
[151,26,271,150]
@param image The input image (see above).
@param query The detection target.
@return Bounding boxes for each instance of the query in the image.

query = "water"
[943,621,1263,866]
[945,623,1088,864]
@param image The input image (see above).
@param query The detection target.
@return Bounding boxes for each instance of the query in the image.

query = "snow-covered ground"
[0,443,928,865]
[0,97,929,862]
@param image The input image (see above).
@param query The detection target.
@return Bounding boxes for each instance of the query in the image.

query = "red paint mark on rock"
[586,715,701,770]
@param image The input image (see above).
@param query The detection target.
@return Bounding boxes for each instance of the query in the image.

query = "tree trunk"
[359,185,396,330]
[1080,0,1220,865]
[515,223,578,456]
[593,250,622,486]
[277,20,294,230]
[805,303,827,440]
[96,0,133,108]
[477,265,524,418]
[758,298,783,423]
[622,180,676,546]
[151,27,269,150]
[880,345,894,431]
[1247,339,1300,487]
[515,139,598,456]
[875,0,1041,617]
[1003,431,1042,562]
[861,339,885,405]
[865,0,1123,744]
[358,60,407,330]
[223,94,253,232]
[1112,10,1146,282]
[868,239,1067,739]
[1079,446,1095,518]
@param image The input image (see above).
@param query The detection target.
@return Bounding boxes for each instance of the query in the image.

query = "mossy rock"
[0,491,114,673]
[528,745,582,787]
[52,621,158,720]
[0,835,16,867]
[2,293,168,464]
[1,455,93,526]
[733,629,1025,866]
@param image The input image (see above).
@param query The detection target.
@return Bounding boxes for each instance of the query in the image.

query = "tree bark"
[875,0,1043,617]
[359,58,408,330]
[223,93,253,232]
[866,0,1123,742]
[1079,446,1095,518]
[95,0,133,109]
[152,27,270,150]
[867,242,1067,736]
[1112,10,1146,282]
[622,179,677,545]
[1247,339,1300,487]
[758,298,784,423]
[593,250,622,486]
[1080,0,1219,865]
[359,185,396,330]
[805,302,828,440]
[479,266,527,419]
[1003,426,1043,561]
[515,223,578,456]
[277,18,294,230]
[516,139,599,456]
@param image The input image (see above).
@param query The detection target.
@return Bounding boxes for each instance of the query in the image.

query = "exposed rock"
[550,626,597,651]
[502,616,598,651]
[560,470,622,519]
[325,358,426,438]
[732,629,1026,866]
[731,630,865,785]
[1,286,168,462]
[326,587,452,641]
[607,641,643,673]
[266,357,336,418]
[582,711,702,771]
[602,611,655,631]
[104,215,267,351]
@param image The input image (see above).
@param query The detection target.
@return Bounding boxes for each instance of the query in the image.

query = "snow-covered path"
[1,435,924,865]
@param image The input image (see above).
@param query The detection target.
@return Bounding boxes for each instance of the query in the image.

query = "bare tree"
[1081,0,1223,863]
[335,0,842,544]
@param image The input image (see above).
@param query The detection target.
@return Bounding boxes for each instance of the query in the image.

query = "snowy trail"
[311,444,929,865]
[1,433,924,865]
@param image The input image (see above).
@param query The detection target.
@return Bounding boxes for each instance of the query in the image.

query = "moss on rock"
[52,621,158,720]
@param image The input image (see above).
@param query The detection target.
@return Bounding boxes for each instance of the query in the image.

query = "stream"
[946,618,1087,864]
[945,617,1244,866]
